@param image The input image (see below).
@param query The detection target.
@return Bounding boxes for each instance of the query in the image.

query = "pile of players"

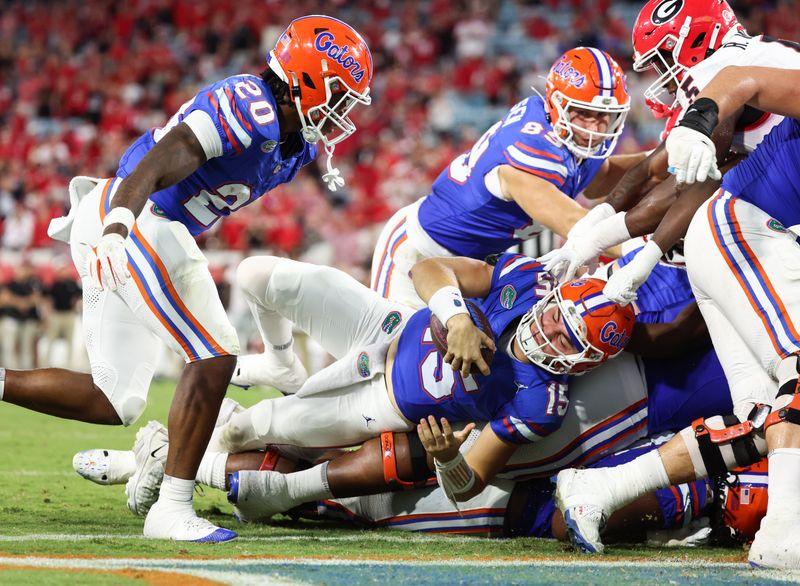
[3,0,800,571]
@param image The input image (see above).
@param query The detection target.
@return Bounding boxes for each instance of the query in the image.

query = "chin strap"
[321,143,344,192]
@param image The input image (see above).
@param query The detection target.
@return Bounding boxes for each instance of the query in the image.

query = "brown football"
[429,299,496,375]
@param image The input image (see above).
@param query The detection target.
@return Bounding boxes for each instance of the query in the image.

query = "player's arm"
[627,302,710,358]
[497,165,589,239]
[582,152,649,200]
[603,145,670,213]
[411,257,496,376]
[85,123,208,291]
[108,123,207,234]
[418,416,516,502]
[692,66,800,123]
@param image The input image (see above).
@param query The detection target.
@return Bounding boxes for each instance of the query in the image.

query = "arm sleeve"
[183,110,224,160]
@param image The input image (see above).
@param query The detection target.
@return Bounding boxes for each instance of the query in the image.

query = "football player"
[554,99,800,570]
[0,15,373,542]
[541,0,799,304]
[666,65,800,183]
[109,252,634,517]
[370,46,642,309]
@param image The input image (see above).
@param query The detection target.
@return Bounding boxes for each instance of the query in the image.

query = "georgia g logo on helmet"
[652,0,684,24]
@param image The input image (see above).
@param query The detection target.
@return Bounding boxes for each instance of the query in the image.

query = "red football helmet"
[545,47,630,159]
[632,0,741,116]
[516,278,636,375]
[268,15,372,190]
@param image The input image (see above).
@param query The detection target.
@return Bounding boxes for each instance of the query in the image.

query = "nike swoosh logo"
[150,445,166,459]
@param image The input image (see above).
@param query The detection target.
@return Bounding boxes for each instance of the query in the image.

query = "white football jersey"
[674,30,800,153]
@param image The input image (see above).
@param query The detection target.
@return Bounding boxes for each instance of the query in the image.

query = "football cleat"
[230,351,308,394]
[555,468,612,554]
[748,516,800,569]
[72,449,136,485]
[143,500,237,542]
[215,397,244,427]
[227,470,292,522]
[125,421,169,517]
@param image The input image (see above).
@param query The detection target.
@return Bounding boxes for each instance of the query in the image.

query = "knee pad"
[680,414,768,479]
[763,391,800,431]
[93,363,151,426]
[381,431,434,490]
[236,256,282,301]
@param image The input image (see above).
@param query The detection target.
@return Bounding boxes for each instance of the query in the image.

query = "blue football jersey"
[391,253,569,445]
[417,96,608,259]
[723,117,800,228]
[116,74,317,236]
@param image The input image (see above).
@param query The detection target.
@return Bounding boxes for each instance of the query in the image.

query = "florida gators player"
[370,47,640,309]
[541,0,796,300]
[0,15,373,542]
[554,111,800,569]
[111,252,631,517]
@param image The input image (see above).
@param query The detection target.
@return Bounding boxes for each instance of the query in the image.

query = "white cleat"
[748,516,800,569]
[555,468,612,554]
[143,500,237,543]
[73,449,136,485]
[227,470,293,522]
[230,351,308,394]
[125,421,169,517]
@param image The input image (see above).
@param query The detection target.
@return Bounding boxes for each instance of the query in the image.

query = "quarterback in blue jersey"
[371,47,643,308]
[0,15,373,542]
[158,251,634,512]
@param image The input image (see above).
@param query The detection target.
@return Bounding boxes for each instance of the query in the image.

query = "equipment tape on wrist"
[434,452,475,499]
[102,207,136,235]
[428,286,469,327]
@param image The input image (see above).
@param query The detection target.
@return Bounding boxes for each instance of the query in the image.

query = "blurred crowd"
[0,0,797,365]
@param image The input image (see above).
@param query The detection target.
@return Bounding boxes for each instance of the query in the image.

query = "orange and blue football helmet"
[545,47,630,159]
[517,278,636,375]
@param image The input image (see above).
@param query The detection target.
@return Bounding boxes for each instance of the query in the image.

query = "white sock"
[248,300,294,357]
[158,474,195,513]
[286,462,333,502]
[601,450,671,508]
[196,452,229,490]
[765,448,800,519]
[0,367,5,400]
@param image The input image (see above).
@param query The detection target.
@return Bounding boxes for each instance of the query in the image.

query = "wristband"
[591,211,632,250]
[434,452,476,498]
[678,98,719,139]
[428,286,469,327]
[102,206,136,234]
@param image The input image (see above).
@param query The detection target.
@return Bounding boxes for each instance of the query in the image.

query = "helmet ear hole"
[302,72,317,90]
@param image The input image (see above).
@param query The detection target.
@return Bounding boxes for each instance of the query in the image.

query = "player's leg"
[116,208,239,541]
[226,430,433,521]
[370,202,429,309]
[237,255,411,361]
[216,372,412,453]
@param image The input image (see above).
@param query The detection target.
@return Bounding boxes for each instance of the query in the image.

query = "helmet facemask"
[548,92,629,160]
[515,288,606,376]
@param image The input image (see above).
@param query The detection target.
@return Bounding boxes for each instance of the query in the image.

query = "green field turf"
[0,380,794,585]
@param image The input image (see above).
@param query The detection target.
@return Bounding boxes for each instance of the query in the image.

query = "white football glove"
[540,209,631,283]
[665,125,722,185]
[567,202,616,240]
[539,238,599,283]
[86,233,130,291]
[602,240,663,306]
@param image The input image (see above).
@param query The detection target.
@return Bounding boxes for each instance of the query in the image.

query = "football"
[429,299,496,375]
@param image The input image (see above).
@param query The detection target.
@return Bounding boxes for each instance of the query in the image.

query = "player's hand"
[417,416,476,463]
[602,240,662,306]
[86,233,130,291]
[665,125,722,184]
[444,314,495,377]
[539,236,600,283]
